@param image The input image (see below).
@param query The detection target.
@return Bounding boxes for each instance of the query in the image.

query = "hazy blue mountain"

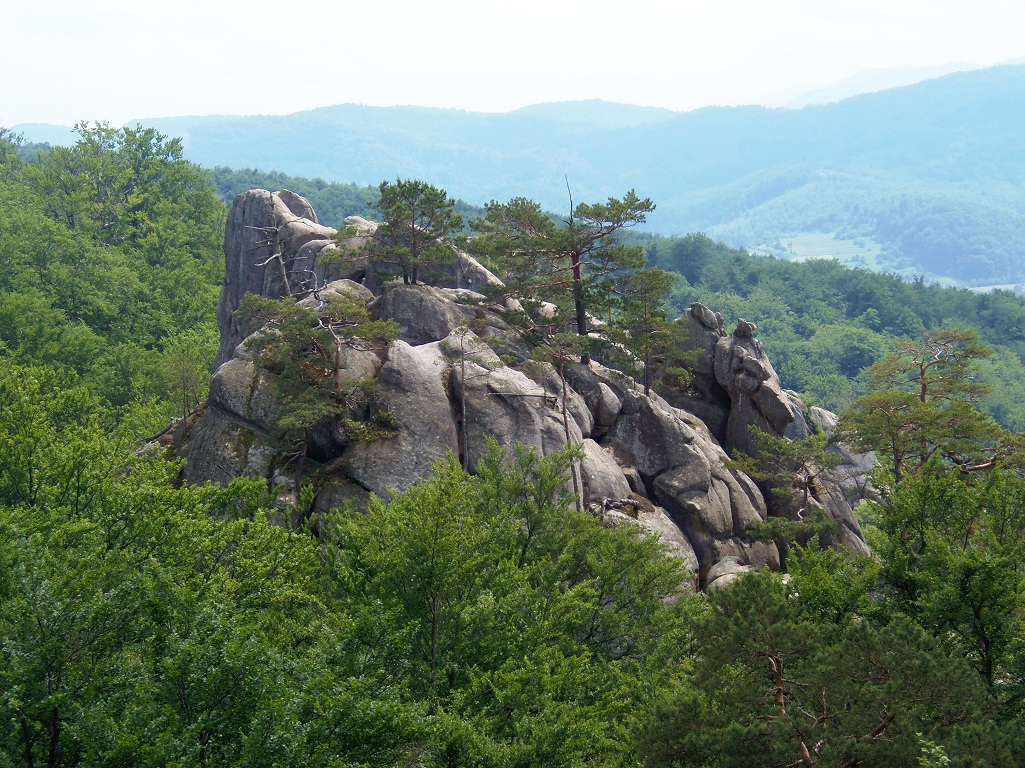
[13,64,1025,285]
[7,123,78,145]
[772,62,977,107]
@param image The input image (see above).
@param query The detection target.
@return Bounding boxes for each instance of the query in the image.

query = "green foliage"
[722,428,841,563]
[786,546,881,626]
[8,114,1025,767]
[161,325,219,421]
[637,570,1010,768]
[3,353,1023,765]
[353,178,464,285]
[868,465,1025,700]
[919,738,952,767]
[0,362,337,767]
[468,195,562,304]
[726,428,840,506]
[22,122,223,254]
[646,232,1025,422]
[326,440,689,765]
[837,328,1020,482]
[470,189,655,364]
[0,123,224,428]
[606,267,692,396]
[237,291,398,492]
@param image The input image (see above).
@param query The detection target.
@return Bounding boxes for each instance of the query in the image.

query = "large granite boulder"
[604,389,699,478]
[375,283,531,361]
[599,494,701,592]
[661,302,732,442]
[579,439,632,502]
[810,406,878,506]
[218,190,349,366]
[207,358,280,433]
[714,318,796,457]
[453,359,581,471]
[342,340,459,496]
[179,405,276,488]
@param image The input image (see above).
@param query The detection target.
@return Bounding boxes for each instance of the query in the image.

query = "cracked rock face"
[713,319,796,457]
[183,190,870,591]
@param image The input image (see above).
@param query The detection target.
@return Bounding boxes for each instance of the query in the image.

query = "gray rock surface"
[207,358,280,433]
[783,390,813,440]
[185,191,871,592]
[604,390,699,478]
[704,556,754,591]
[714,319,795,457]
[180,405,276,487]
[454,359,581,471]
[217,190,349,366]
[342,340,459,496]
[599,495,700,591]
[375,283,530,361]
[661,303,732,442]
[376,284,482,346]
[276,189,319,221]
[580,439,632,502]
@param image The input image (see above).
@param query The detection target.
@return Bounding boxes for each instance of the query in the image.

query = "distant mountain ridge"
[771,62,977,107]
[14,64,1025,285]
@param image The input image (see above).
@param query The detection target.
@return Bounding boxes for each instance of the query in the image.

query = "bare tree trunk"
[572,253,590,364]
[429,595,440,715]
[459,335,468,470]
[19,712,35,768]
[560,357,584,513]
[565,177,590,365]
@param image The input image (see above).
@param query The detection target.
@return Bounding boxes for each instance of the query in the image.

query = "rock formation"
[182,189,870,590]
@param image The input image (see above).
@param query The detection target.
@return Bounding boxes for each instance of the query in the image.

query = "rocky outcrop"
[183,189,871,591]
[217,191,504,367]
[809,405,878,508]
[342,340,460,496]
[714,317,796,457]
[217,190,357,366]
[374,283,530,361]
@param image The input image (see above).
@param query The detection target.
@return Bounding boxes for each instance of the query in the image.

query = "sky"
[5,0,1025,127]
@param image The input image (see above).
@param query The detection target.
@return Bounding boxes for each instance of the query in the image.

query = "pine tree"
[838,328,1023,482]
[469,189,654,362]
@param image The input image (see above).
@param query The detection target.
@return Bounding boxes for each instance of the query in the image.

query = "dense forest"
[0,125,223,435]
[2,126,1025,766]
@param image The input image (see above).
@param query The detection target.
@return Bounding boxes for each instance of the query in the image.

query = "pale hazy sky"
[5,0,1024,127]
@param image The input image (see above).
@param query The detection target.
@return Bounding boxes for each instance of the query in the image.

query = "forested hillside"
[0,125,223,433]
[17,63,1021,286]
[3,128,1025,765]
[209,166,485,228]
[643,233,1025,427]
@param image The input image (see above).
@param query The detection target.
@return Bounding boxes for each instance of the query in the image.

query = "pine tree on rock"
[362,178,463,285]
[470,189,655,362]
